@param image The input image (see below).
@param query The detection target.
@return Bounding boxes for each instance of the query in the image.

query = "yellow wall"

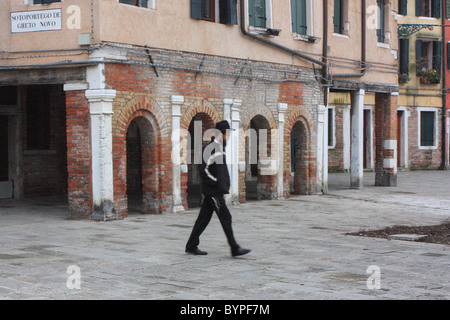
[396,0,443,108]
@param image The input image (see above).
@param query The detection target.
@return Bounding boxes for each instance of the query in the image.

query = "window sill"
[293,33,315,43]
[332,33,349,39]
[418,145,438,150]
[417,16,438,20]
[248,26,269,35]
[377,42,390,49]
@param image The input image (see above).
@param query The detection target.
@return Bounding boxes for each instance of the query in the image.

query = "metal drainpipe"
[331,0,367,78]
[238,0,326,68]
[323,0,329,106]
[442,3,447,169]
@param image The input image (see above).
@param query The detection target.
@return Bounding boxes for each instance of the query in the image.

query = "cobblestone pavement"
[0,171,449,300]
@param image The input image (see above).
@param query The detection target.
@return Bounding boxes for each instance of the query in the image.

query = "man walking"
[185,120,251,257]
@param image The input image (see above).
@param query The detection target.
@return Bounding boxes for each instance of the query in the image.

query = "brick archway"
[112,94,170,217]
[284,106,315,196]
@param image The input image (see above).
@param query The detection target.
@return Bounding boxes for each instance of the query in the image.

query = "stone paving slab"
[0,171,449,300]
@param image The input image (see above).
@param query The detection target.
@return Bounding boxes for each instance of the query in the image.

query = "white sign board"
[11,9,62,33]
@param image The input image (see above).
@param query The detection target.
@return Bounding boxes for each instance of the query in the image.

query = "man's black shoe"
[232,247,251,257]
[185,248,208,255]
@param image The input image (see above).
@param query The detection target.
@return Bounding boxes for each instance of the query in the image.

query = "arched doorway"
[290,120,309,195]
[245,115,274,200]
[187,112,215,208]
[126,119,143,213]
[125,115,159,214]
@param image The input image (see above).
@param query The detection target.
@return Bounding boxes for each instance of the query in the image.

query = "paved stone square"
[0,171,449,300]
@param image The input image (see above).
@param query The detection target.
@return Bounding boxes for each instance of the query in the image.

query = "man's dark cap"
[216,120,235,133]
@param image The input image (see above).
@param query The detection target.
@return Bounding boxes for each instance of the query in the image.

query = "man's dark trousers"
[186,195,239,252]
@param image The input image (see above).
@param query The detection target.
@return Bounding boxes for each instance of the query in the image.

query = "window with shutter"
[399,38,410,75]
[118,0,149,7]
[398,0,408,15]
[420,111,436,147]
[333,0,344,34]
[432,41,442,77]
[327,108,335,148]
[447,42,450,70]
[377,0,386,43]
[191,0,215,22]
[446,0,450,19]
[416,0,440,17]
[291,0,307,35]
[34,0,61,3]
[219,0,238,25]
[249,0,267,28]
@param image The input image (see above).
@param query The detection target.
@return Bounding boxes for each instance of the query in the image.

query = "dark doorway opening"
[126,119,143,214]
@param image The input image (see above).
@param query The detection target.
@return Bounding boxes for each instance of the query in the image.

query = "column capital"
[223,98,234,106]
[278,103,288,113]
[232,99,242,108]
[352,89,365,96]
[85,89,116,103]
[86,89,116,115]
[171,95,184,105]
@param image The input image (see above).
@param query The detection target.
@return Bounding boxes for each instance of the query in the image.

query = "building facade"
[0,0,399,220]
[396,0,446,170]
[329,0,449,172]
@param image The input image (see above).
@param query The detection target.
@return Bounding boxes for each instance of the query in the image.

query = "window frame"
[290,0,313,39]
[416,39,442,79]
[117,0,155,10]
[416,0,441,18]
[377,0,386,43]
[417,108,438,149]
[32,0,61,4]
[248,0,273,31]
[327,106,336,149]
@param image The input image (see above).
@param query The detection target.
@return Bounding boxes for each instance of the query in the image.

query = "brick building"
[0,0,399,220]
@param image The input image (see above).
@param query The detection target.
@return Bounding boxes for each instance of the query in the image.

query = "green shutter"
[432,0,441,18]
[230,0,238,25]
[191,0,203,19]
[333,0,343,34]
[249,0,266,28]
[447,42,450,70]
[416,39,423,75]
[254,0,267,28]
[433,41,442,77]
[421,112,435,147]
[415,0,421,16]
[292,0,307,35]
[399,0,407,15]
[291,0,297,32]
[399,38,410,75]
[219,0,238,25]
[446,0,450,19]
[377,0,385,43]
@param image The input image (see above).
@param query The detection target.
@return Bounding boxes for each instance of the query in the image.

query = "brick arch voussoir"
[180,99,221,131]
[242,105,277,131]
[113,94,167,139]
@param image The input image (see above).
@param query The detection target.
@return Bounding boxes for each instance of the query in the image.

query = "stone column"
[85,89,117,221]
[375,92,398,187]
[223,99,241,205]
[171,95,185,213]
[343,105,351,172]
[350,89,365,189]
[316,105,328,194]
[277,103,287,199]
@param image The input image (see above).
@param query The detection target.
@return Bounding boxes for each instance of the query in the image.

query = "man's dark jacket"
[200,140,230,196]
